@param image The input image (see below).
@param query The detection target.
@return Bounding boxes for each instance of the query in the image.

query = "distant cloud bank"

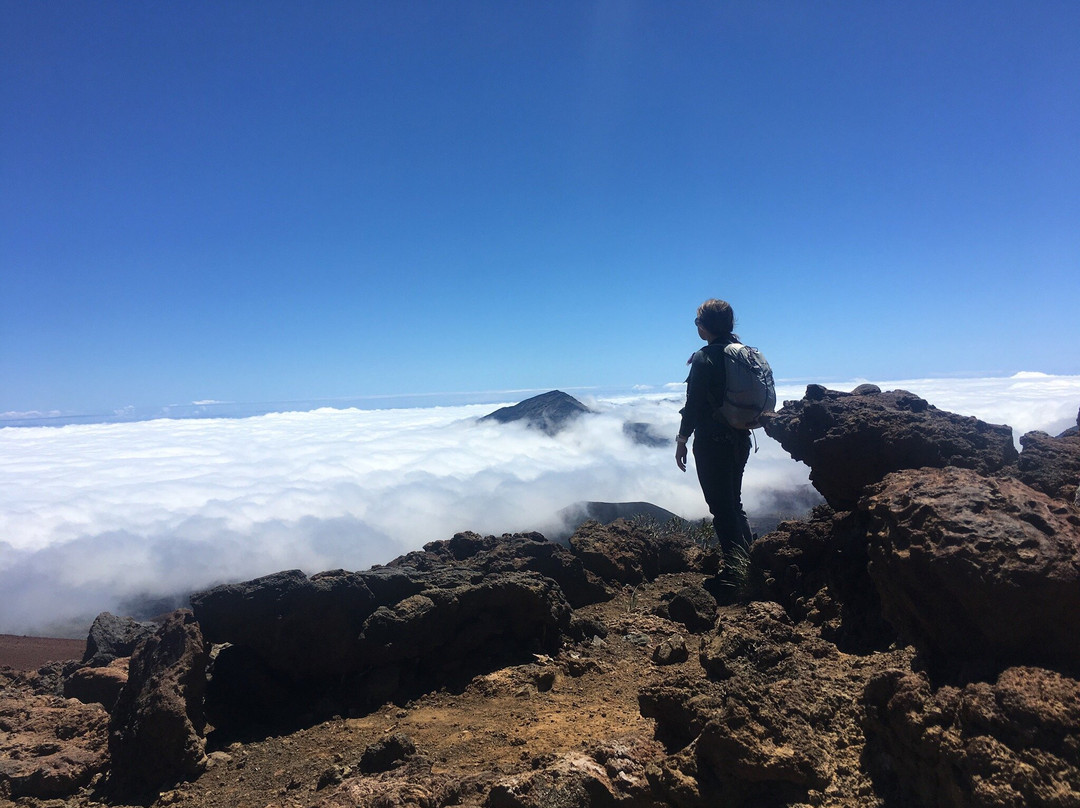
[1,374,1077,637]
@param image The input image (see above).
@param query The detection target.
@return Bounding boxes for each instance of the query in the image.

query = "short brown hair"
[696,299,734,336]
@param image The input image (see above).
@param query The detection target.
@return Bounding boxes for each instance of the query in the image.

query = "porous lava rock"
[83,611,158,667]
[108,609,208,798]
[861,466,1080,677]
[666,584,717,633]
[863,666,1080,807]
[750,506,895,652]
[388,530,611,608]
[480,390,592,435]
[569,519,660,585]
[0,670,109,799]
[763,385,1018,509]
[1017,427,1080,504]
[190,568,378,676]
[640,602,914,807]
[63,656,128,709]
[487,735,665,808]
[197,568,572,732]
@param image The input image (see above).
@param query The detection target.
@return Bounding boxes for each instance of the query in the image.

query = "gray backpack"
[713,342,776,430]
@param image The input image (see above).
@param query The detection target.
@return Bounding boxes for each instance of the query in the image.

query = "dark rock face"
[666,585,717,633]
[480,390,592,435]
[191,568,379,676]
[863,666,1080,807]
[1018,428,1080,504]
[194,565,572,732]
[763,385,1018,509]
[108,610,208,798]
[750,506,894,652]
[861,467,1080,677]
[83,611,158,667]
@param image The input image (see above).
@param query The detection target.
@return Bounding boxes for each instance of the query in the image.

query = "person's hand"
[675,440,687,472]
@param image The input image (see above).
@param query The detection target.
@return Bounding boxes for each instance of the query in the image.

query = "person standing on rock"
[675,298,753,559]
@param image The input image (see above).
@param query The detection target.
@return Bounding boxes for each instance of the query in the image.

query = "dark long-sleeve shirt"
[678,342,730,440]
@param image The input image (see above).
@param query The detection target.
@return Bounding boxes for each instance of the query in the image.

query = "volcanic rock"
[763,385,1018,509]
[863,666,1080,807]
[666,585,717,633]
[640,602,913,807]
[570,519,660,585]
[750,506,895,652]
[191,568,377,677]
[0,670,109,799]
[388,531,611,608]
[1017,427,1080,504]
[108,609,209,798]
[480,390,592,435]
[83,611,158,667]
[64,656,128,710]
[861,466,1080,677]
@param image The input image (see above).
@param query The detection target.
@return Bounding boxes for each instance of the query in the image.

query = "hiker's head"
[695,299,734,339]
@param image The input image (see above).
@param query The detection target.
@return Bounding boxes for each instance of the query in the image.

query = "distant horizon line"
[4,370,1078,429]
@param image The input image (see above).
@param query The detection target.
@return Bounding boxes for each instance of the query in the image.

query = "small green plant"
[715,538,759,603]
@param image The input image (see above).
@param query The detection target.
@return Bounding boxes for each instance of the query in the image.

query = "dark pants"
[693,430,752,556]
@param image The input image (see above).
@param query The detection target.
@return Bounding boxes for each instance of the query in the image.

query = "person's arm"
[675,354,704,471]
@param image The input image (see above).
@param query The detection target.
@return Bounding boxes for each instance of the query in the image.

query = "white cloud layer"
[1,375,1078,637]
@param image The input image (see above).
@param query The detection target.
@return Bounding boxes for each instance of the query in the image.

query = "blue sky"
[3,2,1078,416]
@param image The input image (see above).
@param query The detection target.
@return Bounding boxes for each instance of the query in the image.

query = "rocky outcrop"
[640,602,914,807]
[64,656,128,710]
[388,530,612,608]
[195,567,572,732]
[862,467,1080,677]
[108,610,208,798]
[1018,427,1080,504]
[749,506,893,652]
[83,611,158,667]
[762,385,1018,509]
[0,670,109,799]
[480,390,592,435]
[487,735,665,808]
[863,666,1080,807]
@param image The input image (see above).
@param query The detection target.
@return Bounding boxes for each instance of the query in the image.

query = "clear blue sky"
[3,2,1078,415]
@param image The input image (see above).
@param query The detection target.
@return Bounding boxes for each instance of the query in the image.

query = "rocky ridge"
[2,386,1079,807]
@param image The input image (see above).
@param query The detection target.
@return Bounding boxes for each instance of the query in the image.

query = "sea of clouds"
[2,373,1078,637]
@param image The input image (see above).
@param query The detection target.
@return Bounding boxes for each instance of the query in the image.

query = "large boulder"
[763,385,1018,509]
[863,666,1080,807]
[108,610,209,798]
[1017,427,1080,505]
[200,567,572,732]
[83,611,158,667]
[861,467,1080,677]
[750,506,894,652]
[191,569,378,676]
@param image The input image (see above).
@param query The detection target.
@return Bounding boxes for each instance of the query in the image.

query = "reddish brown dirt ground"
[0,635,85,672]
